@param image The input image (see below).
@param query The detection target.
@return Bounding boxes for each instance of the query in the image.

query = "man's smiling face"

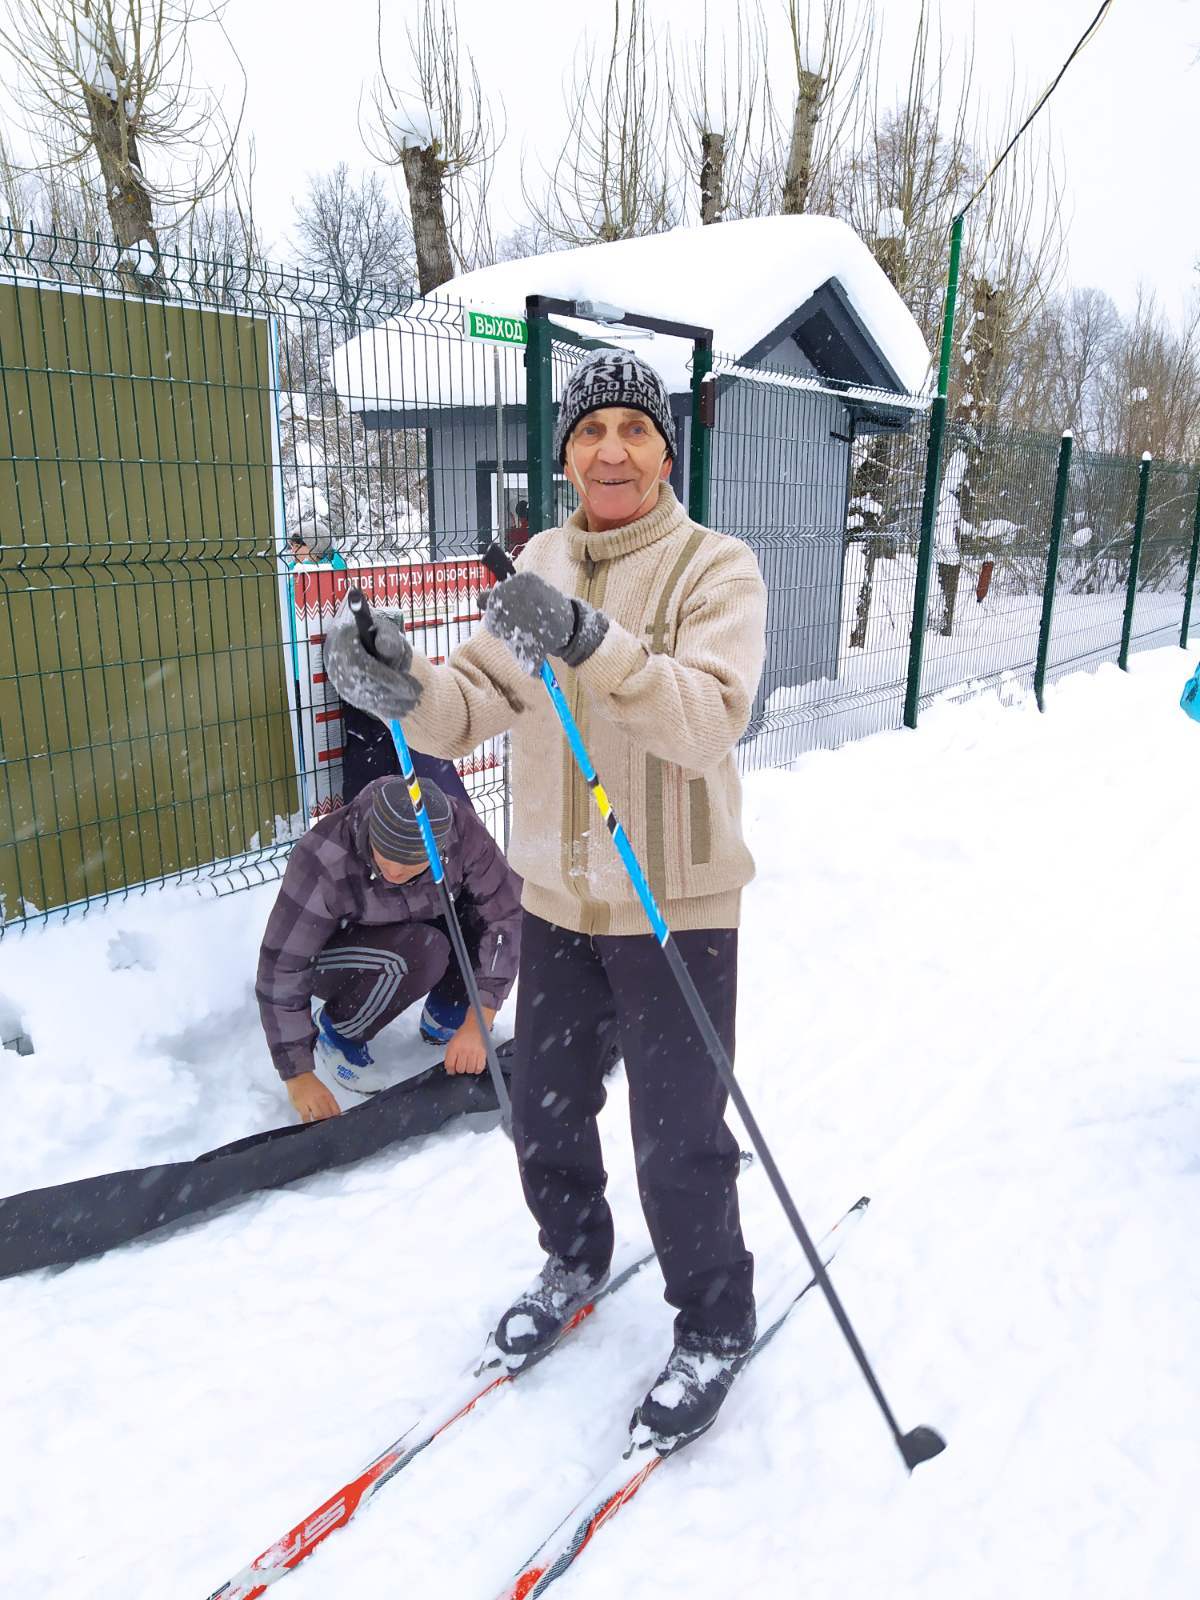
[564,406,672,531]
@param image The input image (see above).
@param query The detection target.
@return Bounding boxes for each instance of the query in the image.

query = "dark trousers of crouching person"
[310,914,483,1047]
[511,911,753,1351]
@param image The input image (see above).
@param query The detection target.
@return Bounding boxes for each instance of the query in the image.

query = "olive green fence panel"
[0,271,296,927]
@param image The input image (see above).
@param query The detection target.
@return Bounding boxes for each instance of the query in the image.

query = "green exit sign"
[462,309,528,346]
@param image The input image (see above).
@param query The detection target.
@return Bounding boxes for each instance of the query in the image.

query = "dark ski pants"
[512,910,754,1350]
[311,914,479,1043]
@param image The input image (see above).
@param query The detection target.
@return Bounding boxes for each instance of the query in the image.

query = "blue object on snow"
[1181,662,1200,722]
[419,992,468,1046]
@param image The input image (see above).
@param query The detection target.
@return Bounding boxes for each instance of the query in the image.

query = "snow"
[380,98,443,153]
[117,242,157,277]
[73,19,119,100]
[3,646,1199,1596]
[978,517,1021,545]
[933,446,967,558]
[331,215,932,412]
[875,206,905,240]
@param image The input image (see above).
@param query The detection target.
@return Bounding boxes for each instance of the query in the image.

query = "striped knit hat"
[553,347,677,466]
[368,777,452,865]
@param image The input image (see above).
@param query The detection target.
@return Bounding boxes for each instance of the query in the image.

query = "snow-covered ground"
[3,646,1199,1599]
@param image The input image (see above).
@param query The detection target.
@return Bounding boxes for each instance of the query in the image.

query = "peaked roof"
[331,215,932,415]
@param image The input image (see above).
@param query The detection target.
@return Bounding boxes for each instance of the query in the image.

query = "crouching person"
[256,777,521,1123]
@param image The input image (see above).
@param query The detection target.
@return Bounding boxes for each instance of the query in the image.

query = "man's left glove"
[323,603,423,720]
[483,571,609,676]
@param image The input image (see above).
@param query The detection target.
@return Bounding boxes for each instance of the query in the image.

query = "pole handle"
[348,586,378,656]
[483,544,516,583]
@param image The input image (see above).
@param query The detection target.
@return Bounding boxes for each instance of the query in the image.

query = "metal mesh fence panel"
[708,356,930,766]
[1044,447,1141,680]
[1,230,293,931]
[1126,459,1200,653]
[0,228,515,932]
[914,421,1063,705]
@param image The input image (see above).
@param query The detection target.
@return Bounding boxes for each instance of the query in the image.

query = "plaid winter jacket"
[256,781,521,1080]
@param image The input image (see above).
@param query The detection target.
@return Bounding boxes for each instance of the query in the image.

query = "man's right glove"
[323,602,423,721]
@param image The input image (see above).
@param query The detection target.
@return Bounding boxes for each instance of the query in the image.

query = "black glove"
[322,602,423,720]
[483,572,609,677]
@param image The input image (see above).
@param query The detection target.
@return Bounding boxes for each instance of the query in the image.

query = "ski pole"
[347,587,513,1137]
[482,546,944,1473]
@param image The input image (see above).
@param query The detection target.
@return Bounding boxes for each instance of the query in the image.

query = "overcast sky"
[23,1,1200,320]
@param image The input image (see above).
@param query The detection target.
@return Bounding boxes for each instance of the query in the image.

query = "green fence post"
[1118,453,1152,672]
[689,335,713,525]
[524,296,555,534]
[1034,431,1074,712]
[936,215,964,400]
[903,395,947,729]
[1180,474,1200,649]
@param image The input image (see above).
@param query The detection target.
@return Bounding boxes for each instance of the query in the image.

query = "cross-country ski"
[496,1197,869,1600]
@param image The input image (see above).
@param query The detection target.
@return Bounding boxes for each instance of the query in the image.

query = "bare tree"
[294,164,415,300]
[1097,290,1200,461]
[831,6,978,340]
[672,0,875,227]
[525,0,680,247]
[671,0,779,225]
[780,0,874,217]
[493,219,555,262]
[366,0,501,293]
[828,2,1068,635]
[0,0,244,286]
[1003,286,1121,440]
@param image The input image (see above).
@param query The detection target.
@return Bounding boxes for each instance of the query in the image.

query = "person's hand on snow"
[287,1071,342,1122]
[443,1006,496,1075]
[483,572,609,676]
[323,601,423,721]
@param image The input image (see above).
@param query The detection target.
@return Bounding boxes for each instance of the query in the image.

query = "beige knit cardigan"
[402,484,768,936]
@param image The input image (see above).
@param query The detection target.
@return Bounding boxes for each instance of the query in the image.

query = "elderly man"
[256,777,521,1122]
[324,348,767,1450]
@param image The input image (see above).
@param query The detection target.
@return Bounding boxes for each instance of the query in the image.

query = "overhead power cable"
[957,0,1116,221]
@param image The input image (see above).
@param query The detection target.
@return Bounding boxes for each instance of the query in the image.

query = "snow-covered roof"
[330,216,932,415]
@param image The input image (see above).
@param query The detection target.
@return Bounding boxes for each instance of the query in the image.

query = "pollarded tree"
[670,0,778,226]
[366,0,501,293]
[0,0,244,290]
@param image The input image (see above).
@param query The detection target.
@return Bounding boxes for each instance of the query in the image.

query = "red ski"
[206,1249,657,1599]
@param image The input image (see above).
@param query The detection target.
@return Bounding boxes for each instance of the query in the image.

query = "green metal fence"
[0,227,514,932]
[706,354,932,764]
[3,229,1198,933]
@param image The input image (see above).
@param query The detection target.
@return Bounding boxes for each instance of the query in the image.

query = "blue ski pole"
[347,587,512,1137]
[482,546,944,1473]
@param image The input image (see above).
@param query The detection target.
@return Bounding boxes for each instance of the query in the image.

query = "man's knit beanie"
[553,347,677,466]
[368,777,452,866]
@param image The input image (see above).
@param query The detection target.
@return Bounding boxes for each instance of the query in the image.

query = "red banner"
[284,557,501,820]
